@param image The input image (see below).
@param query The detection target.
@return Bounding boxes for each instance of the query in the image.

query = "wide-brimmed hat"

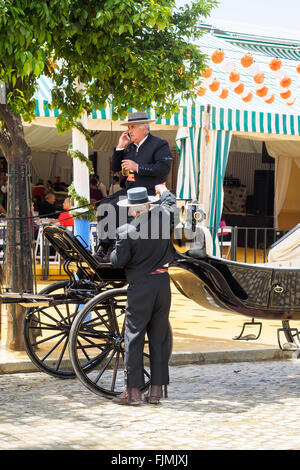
[117,187,159,207]
[120,111,156,126]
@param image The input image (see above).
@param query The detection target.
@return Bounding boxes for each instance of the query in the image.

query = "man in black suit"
[110,184,176,406]
[96,112,173,259]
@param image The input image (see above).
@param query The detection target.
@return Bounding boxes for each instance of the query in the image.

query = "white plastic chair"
[218,227,232,259]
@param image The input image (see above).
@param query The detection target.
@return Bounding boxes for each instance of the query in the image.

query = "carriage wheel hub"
[114,336,124,352]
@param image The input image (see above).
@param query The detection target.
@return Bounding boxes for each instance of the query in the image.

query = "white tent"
[27,26,300,251]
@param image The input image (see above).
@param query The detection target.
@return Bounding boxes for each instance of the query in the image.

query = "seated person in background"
[0,190,6,217]
[94,175,107,197]
[39,192,58,219]
[32,194,41,213]
[53,176,65,192]
[32,179,46,200]
[218,218,231,241]
[57,196,74,227]
[90,177,103,207]
[109,176,121,195]
[46,180,54,191]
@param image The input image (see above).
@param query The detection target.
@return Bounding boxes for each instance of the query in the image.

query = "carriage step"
[277,327,300,350]
[0,292,53,307]
[233,319,262,341]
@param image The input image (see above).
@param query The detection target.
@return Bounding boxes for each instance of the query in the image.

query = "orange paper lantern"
[209,79,220,92]
[201,67,213,78]
[219,88,229,99]
[211,49,225,64]
[256,86,268,98]
[269,58,282,71]
[296,64,300,74]
[241,54,254,68]
[280,76,292,88]
[242,92,253,102]
[265,94,275,104]
[197,87,206,96]
[280,89,292,99]
[253,73,265,84]
[229,71,240,82]
[287,98,296,106]
[234,83,245,94]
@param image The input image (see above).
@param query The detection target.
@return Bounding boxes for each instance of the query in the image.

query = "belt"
[149,268,168,275]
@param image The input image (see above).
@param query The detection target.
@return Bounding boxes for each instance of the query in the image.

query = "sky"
[176,0,300,40]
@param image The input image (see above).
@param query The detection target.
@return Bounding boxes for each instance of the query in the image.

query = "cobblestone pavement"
[1,359,300,450]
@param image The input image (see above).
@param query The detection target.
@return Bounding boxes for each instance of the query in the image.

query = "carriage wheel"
[23,280,83,378]
[69,288,173,398]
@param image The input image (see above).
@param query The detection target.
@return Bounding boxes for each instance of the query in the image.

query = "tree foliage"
[0,0,217,135]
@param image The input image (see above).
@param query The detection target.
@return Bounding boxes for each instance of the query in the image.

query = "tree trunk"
[5,161,33,350]
[0,105,33,351]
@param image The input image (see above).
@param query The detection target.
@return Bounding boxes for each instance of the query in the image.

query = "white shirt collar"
[134,135,148,150]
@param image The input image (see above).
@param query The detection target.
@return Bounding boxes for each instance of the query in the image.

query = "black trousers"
[124,272,171,388]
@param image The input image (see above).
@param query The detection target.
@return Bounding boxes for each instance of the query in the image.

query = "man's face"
[63,198,71,210]
[48,194,55,205]
[127,123,148,144]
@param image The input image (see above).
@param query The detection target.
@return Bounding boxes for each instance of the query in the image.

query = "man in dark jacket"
[96,112,173,259]
[110,184,176,406]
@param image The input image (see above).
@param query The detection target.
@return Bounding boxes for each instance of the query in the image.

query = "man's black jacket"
[111,134,173,190]
[110,190,176,281]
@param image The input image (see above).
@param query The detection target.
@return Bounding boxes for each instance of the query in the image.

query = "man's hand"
[117,131,131,149]
[155,183,168,195]
[121,159,138,172]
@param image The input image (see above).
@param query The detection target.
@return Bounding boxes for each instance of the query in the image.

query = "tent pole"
[72,110,90,248]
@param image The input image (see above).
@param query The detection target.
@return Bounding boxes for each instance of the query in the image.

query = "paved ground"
[1,359,300,450]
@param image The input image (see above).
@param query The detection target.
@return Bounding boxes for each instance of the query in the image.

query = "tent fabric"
[266,140,300,226]
[34,95,300,137]
[268,225,300,265]
[31,151,55,183]
[199,24,300,61]
[207,130,232,255]
[175,126,202,200]
[35,43,300,136]
[193,34,300,117]
[175,122,231,255]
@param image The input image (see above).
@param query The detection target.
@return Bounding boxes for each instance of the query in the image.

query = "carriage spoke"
[30,330,66,348]
[93,349,117,384]
[111,351,120,392]
[79,345,113,370]
[40,333,68,362]
[55,335,69,371]
[109,298,121,336]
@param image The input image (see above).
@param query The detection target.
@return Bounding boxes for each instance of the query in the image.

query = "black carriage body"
[170,256,300,321]
[42,225,127,287]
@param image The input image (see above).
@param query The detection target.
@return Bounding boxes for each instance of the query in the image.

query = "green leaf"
[118,24,125,35]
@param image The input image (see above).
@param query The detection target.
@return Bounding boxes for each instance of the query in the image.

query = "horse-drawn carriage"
[1,200,300,398]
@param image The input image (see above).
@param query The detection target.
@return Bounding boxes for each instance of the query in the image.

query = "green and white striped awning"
[199,23,300,60]
[35,92,300,136]
[224,41,300,61]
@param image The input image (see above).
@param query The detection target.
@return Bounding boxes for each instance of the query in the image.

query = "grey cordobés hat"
[120,111,156,126]
[117,187,159,207]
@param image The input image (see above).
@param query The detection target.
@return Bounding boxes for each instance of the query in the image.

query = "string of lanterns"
[197,49,298,106]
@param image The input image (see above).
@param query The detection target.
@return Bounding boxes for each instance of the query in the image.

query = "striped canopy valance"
[34,99,300,137]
